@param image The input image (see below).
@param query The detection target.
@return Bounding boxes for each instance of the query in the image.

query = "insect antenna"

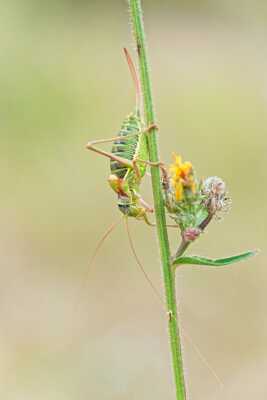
[88,220,121,273]
[181,329,224,389]
[123,47,142,115]
[75,219,122,311]
[67,219,122,350]
[124,216,165,308]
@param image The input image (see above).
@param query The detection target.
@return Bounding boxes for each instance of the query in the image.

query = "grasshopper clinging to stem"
[86,48,159,225]
[85,48,169,304]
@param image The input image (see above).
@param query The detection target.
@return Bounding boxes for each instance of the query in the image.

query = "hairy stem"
[128,1,187,399]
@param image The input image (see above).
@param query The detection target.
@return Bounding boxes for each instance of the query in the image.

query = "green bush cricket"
[86,48,158,225]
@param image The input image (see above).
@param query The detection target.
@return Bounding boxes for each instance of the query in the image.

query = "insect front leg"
[143,123,159,134]
[135,158,167,175]
[136,160,177,216]
[132,160,175,215]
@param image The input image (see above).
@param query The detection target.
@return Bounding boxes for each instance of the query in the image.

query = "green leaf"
[173,250,258,268]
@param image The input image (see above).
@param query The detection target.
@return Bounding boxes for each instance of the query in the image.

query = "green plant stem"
[128,1,187,399]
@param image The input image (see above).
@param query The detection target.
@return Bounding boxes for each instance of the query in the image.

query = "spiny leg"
[86,138,133,169]
[86,131,140,148]
[86,132,148,170]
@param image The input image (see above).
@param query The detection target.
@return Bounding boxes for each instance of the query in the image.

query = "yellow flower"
[169,153,196,201]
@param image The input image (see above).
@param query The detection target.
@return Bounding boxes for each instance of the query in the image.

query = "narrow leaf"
[173,250,258,267]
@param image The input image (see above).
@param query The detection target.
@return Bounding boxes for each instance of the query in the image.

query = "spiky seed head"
[202,176,231,216]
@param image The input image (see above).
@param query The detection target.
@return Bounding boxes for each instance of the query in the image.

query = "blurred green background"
[1,1,266,399]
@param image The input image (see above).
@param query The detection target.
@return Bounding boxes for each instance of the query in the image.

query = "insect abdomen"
[110,113,141,179]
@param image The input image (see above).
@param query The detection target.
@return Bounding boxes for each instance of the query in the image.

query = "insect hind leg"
[86,133,144,170]
[86,141,133,169]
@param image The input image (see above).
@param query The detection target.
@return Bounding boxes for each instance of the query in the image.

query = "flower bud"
[183,227,201,242]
